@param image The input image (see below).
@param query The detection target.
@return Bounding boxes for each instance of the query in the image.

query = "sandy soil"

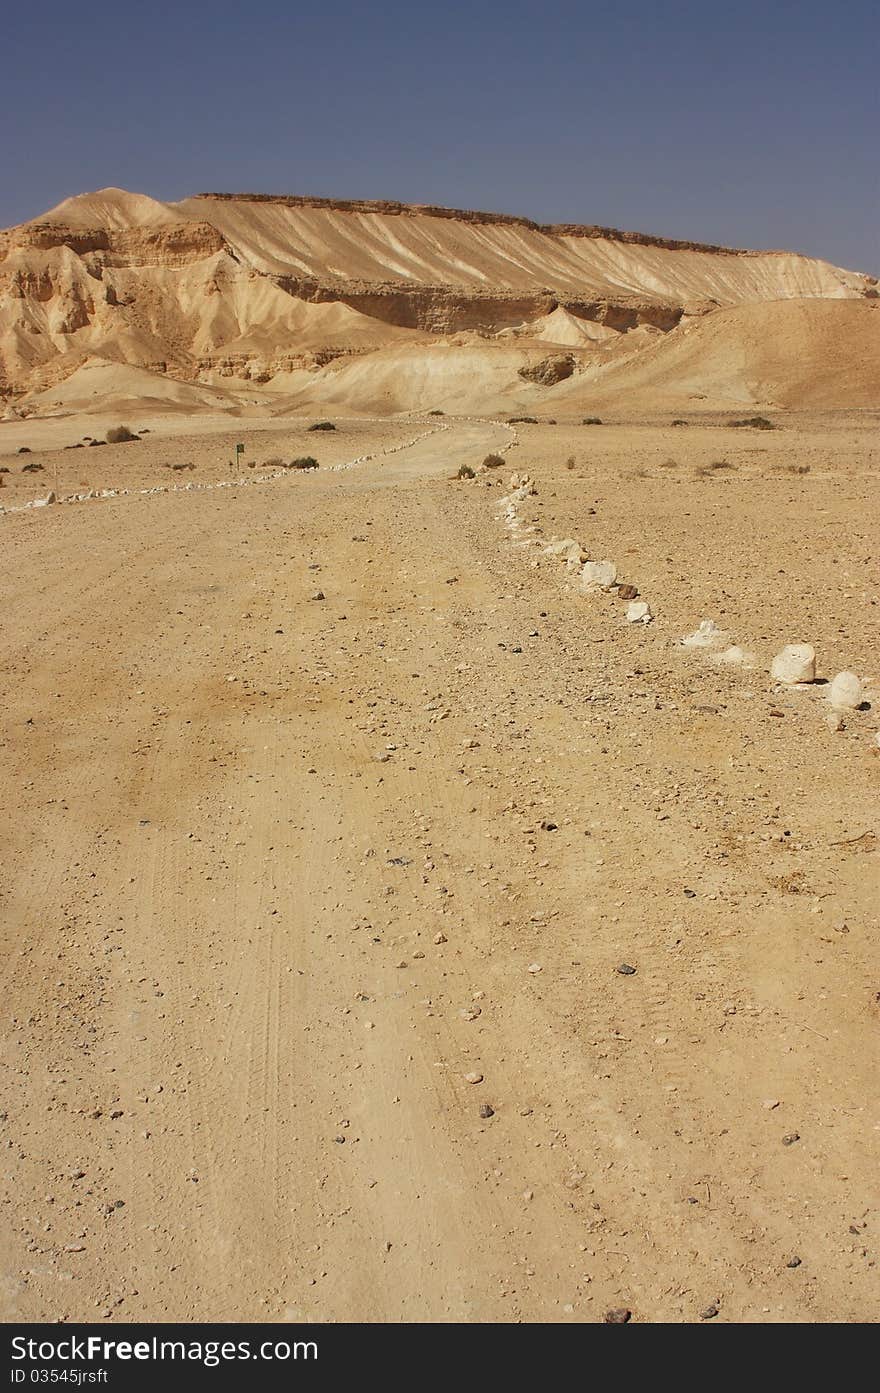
[0,413,877,1324]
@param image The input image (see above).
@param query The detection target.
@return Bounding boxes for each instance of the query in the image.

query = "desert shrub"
[582,416,602,425]
[17,446,31,454]
[106,424,139,443]
[88,440,107,447]
[507,416,538,425]
[545,418,557,425]
[0,466,9,473]
[22,461,44,472]
[671,419,689,426]
[456,463,475,479]
[565,456,576,470]
[775,462,810,475]
[308,421,336,431]
[482,453,505,469]
[428,409,445,415]
[168,462,195,471]
[290,456,319,470]
[264,457,284,468]
[64,442,84,450]
[727,416,775,430]
[659,457,679,468]
[696,460,735,476]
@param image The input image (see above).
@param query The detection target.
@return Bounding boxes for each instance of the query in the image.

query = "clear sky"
[4,0,878,272]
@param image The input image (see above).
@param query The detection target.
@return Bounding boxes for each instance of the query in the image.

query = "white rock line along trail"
[0,418,452,517]
[492,468,878,752]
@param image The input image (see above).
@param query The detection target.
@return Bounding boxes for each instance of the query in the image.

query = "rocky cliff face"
[0,188,874,400]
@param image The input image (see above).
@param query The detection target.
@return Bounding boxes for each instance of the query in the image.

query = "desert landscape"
[0,189,878,1324]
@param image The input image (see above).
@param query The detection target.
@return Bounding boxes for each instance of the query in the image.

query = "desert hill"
[545,298,880,411]
[1,187,877,412]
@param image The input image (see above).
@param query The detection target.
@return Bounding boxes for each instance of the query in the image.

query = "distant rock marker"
[770,643,816,685]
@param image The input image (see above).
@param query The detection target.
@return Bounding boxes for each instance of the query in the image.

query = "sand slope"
[550,299,880,410]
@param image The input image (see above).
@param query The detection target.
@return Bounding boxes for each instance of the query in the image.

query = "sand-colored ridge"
[0,187,877,410]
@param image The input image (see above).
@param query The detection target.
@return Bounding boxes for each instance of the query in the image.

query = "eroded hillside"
[0,187,876,410]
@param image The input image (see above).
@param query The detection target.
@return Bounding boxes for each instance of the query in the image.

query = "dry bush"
[308,421,336,431]
[582,416,602,425]
[456,463,476,479]
[106,425,139,443]
[727,416,775,430]
[565,456,576,470]
[482,453,505,469]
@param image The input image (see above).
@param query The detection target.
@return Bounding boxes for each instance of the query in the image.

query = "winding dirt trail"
[1,420,877,1324]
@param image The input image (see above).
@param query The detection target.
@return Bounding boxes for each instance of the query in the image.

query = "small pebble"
[479,1104,495,1119]
[603,1307,631,1323]
[782,1132,800,1146]
[617,963,637,976]
[464,1071,483,1084]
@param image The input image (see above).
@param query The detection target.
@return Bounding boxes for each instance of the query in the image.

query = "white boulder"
[770,643,816,685]
[828,671,862,710]
[625,600,653,624]
[580,560,617,591]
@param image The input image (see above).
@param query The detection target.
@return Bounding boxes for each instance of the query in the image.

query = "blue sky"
[4,0,878,271]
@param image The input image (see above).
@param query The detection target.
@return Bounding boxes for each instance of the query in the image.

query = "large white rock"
[682,619,727,648]
[828,671,863,710]
[580,560,617,591]
[626,600,653,624]
[770,643,816,685]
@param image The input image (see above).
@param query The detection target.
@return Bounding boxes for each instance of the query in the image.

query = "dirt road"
[1,419,877,1323]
